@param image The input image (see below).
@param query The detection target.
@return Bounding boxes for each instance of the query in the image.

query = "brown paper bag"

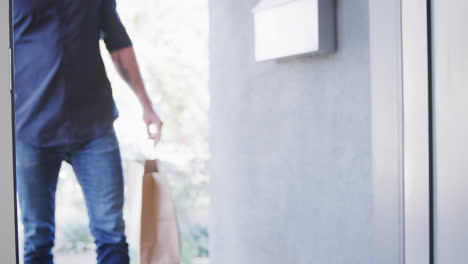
[140,160,182,264]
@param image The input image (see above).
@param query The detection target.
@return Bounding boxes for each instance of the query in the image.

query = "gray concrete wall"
[209,0,373,263]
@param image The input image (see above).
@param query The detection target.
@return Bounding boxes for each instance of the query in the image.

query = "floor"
[54,252,96,264]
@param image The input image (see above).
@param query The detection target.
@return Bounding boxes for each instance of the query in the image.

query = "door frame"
[401,1,432,263]
[0,0,19,262]
[370,0,431,263]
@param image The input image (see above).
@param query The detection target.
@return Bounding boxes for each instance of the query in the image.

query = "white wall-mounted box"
[252,0,336,61]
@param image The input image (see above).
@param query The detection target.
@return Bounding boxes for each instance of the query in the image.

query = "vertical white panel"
[0,0,18,262]
[432,0,468,263]
[401,1,431,263]
[369,0,405,263]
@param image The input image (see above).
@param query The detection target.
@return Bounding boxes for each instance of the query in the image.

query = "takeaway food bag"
[140,159,182,264]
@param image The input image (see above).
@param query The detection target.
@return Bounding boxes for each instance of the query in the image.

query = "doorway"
[8,0,210,263]
[429,0,468,262]
[403,0,468,263]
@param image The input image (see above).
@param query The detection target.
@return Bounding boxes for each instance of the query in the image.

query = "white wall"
[209,0,373,263]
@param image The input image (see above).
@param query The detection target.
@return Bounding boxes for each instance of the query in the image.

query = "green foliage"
[57,220,94,253]
[112,1,211,263]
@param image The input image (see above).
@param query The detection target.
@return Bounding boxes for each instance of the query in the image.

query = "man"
[13,0,162,263]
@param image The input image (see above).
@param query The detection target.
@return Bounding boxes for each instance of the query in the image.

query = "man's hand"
[144,107,163,144]
[110,47,163,145]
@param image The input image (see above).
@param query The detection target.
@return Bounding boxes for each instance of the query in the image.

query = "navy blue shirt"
[13,0,132,147]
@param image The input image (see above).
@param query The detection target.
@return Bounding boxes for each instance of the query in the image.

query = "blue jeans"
[16,129,129,264]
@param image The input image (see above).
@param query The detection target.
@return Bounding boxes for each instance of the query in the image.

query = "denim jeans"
[16,129,129,264]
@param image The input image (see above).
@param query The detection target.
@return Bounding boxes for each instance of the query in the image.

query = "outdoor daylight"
[16,0,210,263]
